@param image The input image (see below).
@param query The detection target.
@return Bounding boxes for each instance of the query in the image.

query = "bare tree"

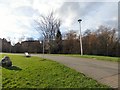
[82,25,119,56]
[34,11,61,53]
[63,30,79,54]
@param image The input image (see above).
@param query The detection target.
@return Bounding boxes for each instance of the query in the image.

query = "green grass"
[51,54,119,62]
[1,54,109,88]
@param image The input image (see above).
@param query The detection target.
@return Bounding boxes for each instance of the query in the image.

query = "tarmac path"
[32,54,119,88]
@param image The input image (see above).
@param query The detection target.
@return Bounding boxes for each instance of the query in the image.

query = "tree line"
[0,25,119,57]
[0,12,119,57]
[34,12,120,57]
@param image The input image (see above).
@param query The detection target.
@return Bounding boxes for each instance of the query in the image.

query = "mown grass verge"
[51,54,119,62]
[1,54,109,89]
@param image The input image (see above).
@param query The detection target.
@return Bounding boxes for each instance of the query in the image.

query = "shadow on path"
[2,66,22,71]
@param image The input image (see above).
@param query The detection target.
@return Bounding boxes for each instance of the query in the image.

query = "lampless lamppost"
[78,19,83,56]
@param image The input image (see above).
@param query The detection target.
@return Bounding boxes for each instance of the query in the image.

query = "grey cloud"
[58,2,117,29]
[80,2,104,16]
[58,2,104,25]
[58,2,80,16]
[58,2,104,17]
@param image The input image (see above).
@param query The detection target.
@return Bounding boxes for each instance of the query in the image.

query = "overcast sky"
[0,0,118,44]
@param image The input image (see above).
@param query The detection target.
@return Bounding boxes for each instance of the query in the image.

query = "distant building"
[13,40,42,53]
[0,38,12,52]
[21,40,42,53]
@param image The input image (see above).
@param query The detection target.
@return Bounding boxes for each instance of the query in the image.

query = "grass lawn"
[52,54,119,62]
[1,54,109,88]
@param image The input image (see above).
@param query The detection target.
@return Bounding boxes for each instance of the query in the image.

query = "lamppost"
[39,40,44,59]
[41,35,45,59]
[78,19,83,56]
[43,38,44,58]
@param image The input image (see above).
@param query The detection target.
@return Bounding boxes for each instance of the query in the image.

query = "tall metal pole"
[78,19,83,56]
[43,38,44,59]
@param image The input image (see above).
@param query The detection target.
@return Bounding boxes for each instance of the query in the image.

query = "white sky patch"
[112,17,117,21]
[32,0,64,15]
[65,0,119,2]
[62,13,76,29]
[10,0,32,8]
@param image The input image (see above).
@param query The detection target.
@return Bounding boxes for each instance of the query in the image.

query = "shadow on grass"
[3,66,22,71]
